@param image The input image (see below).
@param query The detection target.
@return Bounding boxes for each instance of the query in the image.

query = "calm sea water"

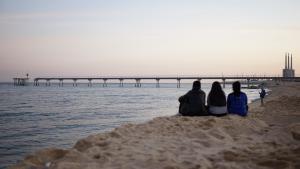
[0,82,262,168]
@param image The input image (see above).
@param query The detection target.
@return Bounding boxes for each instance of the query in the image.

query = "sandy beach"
[10,82,300,169]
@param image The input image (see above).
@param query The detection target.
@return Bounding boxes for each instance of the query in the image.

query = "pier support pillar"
[135,79,141,88]
[73,79,77,87]
[59,79,63,87]
[119,79,124,87]
[34,80,39,86]
[46,80,50,86]
[177,79,181,88]
[103,79,107,87]
[156,79,160,88]
[88,79,92,87]
[222,79,226,88]
[247,79,250,88]
[275,78,280,85]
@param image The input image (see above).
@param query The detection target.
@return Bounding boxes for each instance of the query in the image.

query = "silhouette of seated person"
[207,81,227,116]
[178,80,208,116]
[227,81,248,116]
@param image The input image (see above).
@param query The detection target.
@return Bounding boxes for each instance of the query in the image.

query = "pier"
[32,76,300,88]
[13,74,29,86]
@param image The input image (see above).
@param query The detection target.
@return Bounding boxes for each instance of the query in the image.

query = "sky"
[0,0,299,81]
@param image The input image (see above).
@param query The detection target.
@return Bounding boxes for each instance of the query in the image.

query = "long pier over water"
[33,76,300,88]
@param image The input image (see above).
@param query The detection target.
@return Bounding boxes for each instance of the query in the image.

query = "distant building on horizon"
[282,53,295,78]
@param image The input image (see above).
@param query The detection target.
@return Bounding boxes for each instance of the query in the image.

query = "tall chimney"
[285,53,287,69]
[288,53,290,69]
[291,53,293,69]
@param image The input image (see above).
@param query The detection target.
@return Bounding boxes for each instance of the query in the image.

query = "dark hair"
[192,80,201,90]
[232,81,241,96]
[208,81,226,106]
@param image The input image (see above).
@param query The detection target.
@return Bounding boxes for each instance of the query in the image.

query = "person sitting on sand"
[207,81,227,116]
[178,80,207,116]
[227,81,248,116]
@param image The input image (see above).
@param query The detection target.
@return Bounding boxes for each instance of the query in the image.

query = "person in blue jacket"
[227,81,248,116]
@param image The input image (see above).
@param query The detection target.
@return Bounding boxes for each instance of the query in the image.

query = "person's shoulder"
[185,90,193,95]
[199,89,205,94]
[228,92,234,97]
[240,92,248,99]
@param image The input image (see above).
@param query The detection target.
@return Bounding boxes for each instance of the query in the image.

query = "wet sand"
[10,82,300,169]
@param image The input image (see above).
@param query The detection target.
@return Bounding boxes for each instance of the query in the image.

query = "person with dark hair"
[227,81,248,116]
[207,81,227,116]
[259,86,266,106]
[178,80,207,116]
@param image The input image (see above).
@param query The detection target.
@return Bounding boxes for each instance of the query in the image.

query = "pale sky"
[0,0,299,81]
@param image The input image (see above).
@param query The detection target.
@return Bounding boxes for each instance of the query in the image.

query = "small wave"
[55,124,82,130]
[14,105,34,109]
[12,102,27,105]
[0,111,34,117]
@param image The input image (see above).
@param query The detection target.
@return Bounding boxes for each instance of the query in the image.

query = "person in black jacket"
[259,86,266,106]
[178,81,207,116]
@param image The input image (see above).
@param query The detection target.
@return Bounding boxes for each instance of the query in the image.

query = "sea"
[0,82,263,168]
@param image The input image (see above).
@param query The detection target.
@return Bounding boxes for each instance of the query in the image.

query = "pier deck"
[32,76,299,88]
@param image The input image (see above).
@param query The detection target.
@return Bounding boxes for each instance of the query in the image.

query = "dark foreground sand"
[11,83,300,169]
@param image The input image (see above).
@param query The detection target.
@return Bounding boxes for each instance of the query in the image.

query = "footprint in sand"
[96,141,110,147]
[209,130,225,140]
[198,140,211,147]
[222,150,246,162]
[199,119,216,130]
[257,160,288,169]
[163,165,180,169]
[288,123,300,140]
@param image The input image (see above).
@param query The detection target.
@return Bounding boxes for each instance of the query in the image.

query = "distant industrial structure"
[283,53,295,78]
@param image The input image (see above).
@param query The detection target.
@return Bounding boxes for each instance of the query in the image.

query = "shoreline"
[10,82,300,169]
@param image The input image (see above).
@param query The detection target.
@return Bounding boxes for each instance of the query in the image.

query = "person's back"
[179,81,207,116]
[227,81,248,116]
[260,89,266,98]
[259,87,266,105]
[207,81,227,116]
